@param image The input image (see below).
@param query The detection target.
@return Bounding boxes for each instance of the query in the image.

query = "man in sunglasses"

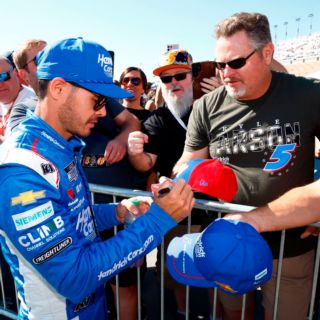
[11,40,139,165]
[0,55,35,141]
[13,39,47,93]
[173,12,320,320]
[0,37,195,319]
[81,66,149,320]
[128,49,194,183]
[127,49,219,319]
[0,40,48,136]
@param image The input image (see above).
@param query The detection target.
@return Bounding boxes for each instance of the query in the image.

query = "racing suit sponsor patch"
[98,235,154,280]
[32,237,72,264]
[67,189,75,200]
[41,163,55,175]
[12,201,54,231]
[2,148,60,189]
[41,130,65,149]
[76,206,96,241]
[11,190,46,206]
[18,216,65,251]
[64,160,78,182]
[75,182,83,193]
[74,293,95,313]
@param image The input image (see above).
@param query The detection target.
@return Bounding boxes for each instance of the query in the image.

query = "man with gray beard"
[128,49,194,178]
[128,49,216,319]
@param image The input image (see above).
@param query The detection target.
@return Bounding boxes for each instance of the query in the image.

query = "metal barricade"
[89,184,320,320]
[0,183,319,320]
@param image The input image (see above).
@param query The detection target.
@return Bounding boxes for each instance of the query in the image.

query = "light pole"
[284,21,288,40]
[274,24,278,42]
[296,18,301,37]
[308,13,314,35]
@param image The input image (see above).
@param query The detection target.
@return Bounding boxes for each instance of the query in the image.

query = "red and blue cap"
[36,37,133,99]
[174,159,238,202]
[166,219,273,294]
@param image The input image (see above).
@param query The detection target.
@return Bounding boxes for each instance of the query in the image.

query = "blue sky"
[2,0,319,81]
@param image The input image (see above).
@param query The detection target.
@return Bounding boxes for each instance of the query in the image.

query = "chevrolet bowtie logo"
[11,190,46,206]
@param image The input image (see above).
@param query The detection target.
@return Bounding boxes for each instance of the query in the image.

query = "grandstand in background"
[274,32,320,77]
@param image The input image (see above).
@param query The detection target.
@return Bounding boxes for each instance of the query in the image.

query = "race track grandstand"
[274,32,320,77]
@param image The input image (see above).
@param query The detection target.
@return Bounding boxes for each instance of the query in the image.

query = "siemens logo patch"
[12,201,54,231]
[32,237,72,264]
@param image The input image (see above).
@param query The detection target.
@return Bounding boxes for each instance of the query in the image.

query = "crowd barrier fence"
[0,183,319,320]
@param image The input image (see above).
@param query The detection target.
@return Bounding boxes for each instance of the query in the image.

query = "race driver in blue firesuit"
[0,37,195,319]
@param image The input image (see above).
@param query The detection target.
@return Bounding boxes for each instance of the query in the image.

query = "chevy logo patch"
[11,190,46,206]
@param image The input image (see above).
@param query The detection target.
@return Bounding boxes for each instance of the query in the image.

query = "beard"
[224,80,246,99]
[58,90,94,138]
[162,85,193,118]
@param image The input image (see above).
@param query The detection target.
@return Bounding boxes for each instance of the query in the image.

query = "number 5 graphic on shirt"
[263,143,297,172]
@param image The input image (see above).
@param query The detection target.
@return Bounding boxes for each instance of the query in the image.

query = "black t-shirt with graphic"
[186,71,320,257]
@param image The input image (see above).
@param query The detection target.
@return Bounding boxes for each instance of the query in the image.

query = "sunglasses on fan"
[121,77,142,86]
[0,67,13,82]
[215,50,257,70]
[160,71,191,84]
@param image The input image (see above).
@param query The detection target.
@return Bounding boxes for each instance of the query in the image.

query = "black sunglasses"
[122,77,141,86]
[93,95,107,111]
[21,56,37,70]
[68,82,107,111]
[160,72,191,84]
[215,50,257,70]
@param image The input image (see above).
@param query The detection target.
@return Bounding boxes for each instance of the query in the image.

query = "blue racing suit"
[0,112,177,319]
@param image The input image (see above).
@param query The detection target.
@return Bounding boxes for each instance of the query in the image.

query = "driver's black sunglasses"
[68,82,107,111]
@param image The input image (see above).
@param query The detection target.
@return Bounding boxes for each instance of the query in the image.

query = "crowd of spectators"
[1,13,320,320]
[274,32,320,63]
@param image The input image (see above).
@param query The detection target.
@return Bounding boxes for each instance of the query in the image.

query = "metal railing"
[1,183,319,320]
[89,184,320,320]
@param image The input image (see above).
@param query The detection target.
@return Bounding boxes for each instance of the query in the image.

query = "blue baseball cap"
[166,219,272,295]
[174,159,238,202]
[36,37,132,99]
